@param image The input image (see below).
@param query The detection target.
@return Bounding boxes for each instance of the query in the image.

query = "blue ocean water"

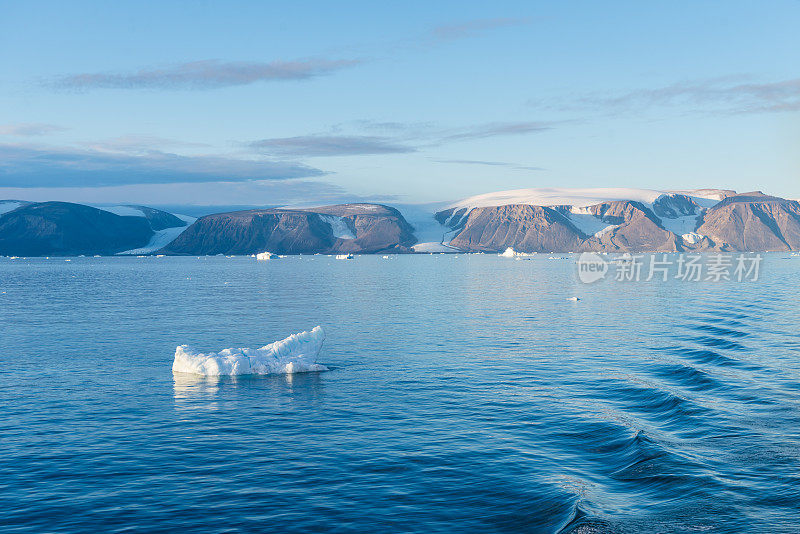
[2,254,800,533]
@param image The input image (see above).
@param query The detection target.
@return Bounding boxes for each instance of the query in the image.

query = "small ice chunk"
[500,247,534,258]
[500,247,517,257]
[681,232,704,244]
[173,326,327,376]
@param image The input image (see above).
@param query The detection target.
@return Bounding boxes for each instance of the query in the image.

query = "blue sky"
[1,0,799,206]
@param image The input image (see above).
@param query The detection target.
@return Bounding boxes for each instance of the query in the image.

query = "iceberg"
[173,326,327,376]
[256,251,277,260]
[500,247,517,257]
[499,247,534,258]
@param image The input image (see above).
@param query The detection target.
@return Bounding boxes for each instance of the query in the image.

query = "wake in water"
[172,326,327,376]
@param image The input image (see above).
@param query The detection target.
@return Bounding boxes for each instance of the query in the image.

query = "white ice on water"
[500,247,535,258]
[173,326,327,376]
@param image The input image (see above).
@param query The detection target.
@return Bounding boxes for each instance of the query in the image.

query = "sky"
[1,0,799,207]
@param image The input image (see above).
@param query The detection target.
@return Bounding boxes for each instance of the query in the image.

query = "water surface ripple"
[2,255,799,533]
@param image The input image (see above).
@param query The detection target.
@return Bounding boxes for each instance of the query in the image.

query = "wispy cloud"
[0,123,66,136]
[438,121,552,142]
[250,135,415,157]
[0,179,378,210]
[432,18,530,41]
[84,135,210,154]
[0,144,324,187]
[434,159,544,171]
[49,58,361,90]
[557,76,800,115]
[0,180,362,208]
[249,120,554,157]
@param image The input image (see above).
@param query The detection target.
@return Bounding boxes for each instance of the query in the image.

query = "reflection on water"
[173,370,327,414]
[172,372,224,412]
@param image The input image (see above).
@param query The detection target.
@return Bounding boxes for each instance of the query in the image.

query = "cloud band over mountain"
[0,145,324,187]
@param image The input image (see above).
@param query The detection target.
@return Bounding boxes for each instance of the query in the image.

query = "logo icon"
[576,252,608,284]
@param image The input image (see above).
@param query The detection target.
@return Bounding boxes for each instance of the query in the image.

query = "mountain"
[2,189,799,256]
[160,203,417,255]
[696,192,800,251]
[0,201,192,256]
[434,188,800,253]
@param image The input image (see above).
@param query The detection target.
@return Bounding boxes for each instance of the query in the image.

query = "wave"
[172,326,327,376]
[690,323,750,339]
[649,362,725,392]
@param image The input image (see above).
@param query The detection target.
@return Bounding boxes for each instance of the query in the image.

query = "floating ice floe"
[173,326,327,376]
[499,247,535,258]
[256,251,278,260]
[335,253,354,260]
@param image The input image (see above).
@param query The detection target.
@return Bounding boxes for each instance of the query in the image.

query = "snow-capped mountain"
[0,201,194,256]
[2,188,800,255]
[433,188,800,253]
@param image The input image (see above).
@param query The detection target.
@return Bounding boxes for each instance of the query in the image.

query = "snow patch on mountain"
[0,201,24,215]
[94,205,149,217]
[669,189,736,202]
[659,214,701,236]
[566,207,619,237]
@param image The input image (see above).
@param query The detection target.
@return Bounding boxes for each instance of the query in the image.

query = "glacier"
[318,214,356,240]
[172,326,327,376]
[117,214,196,255]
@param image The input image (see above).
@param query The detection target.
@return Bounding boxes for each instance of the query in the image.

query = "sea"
[2,253,800,533]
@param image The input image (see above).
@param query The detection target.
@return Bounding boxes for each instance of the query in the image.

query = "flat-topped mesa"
[696,192,800,251]
[305,204,417,254]
[446,204,585,253]
[0,201,188,256]
[160,203,417,256]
